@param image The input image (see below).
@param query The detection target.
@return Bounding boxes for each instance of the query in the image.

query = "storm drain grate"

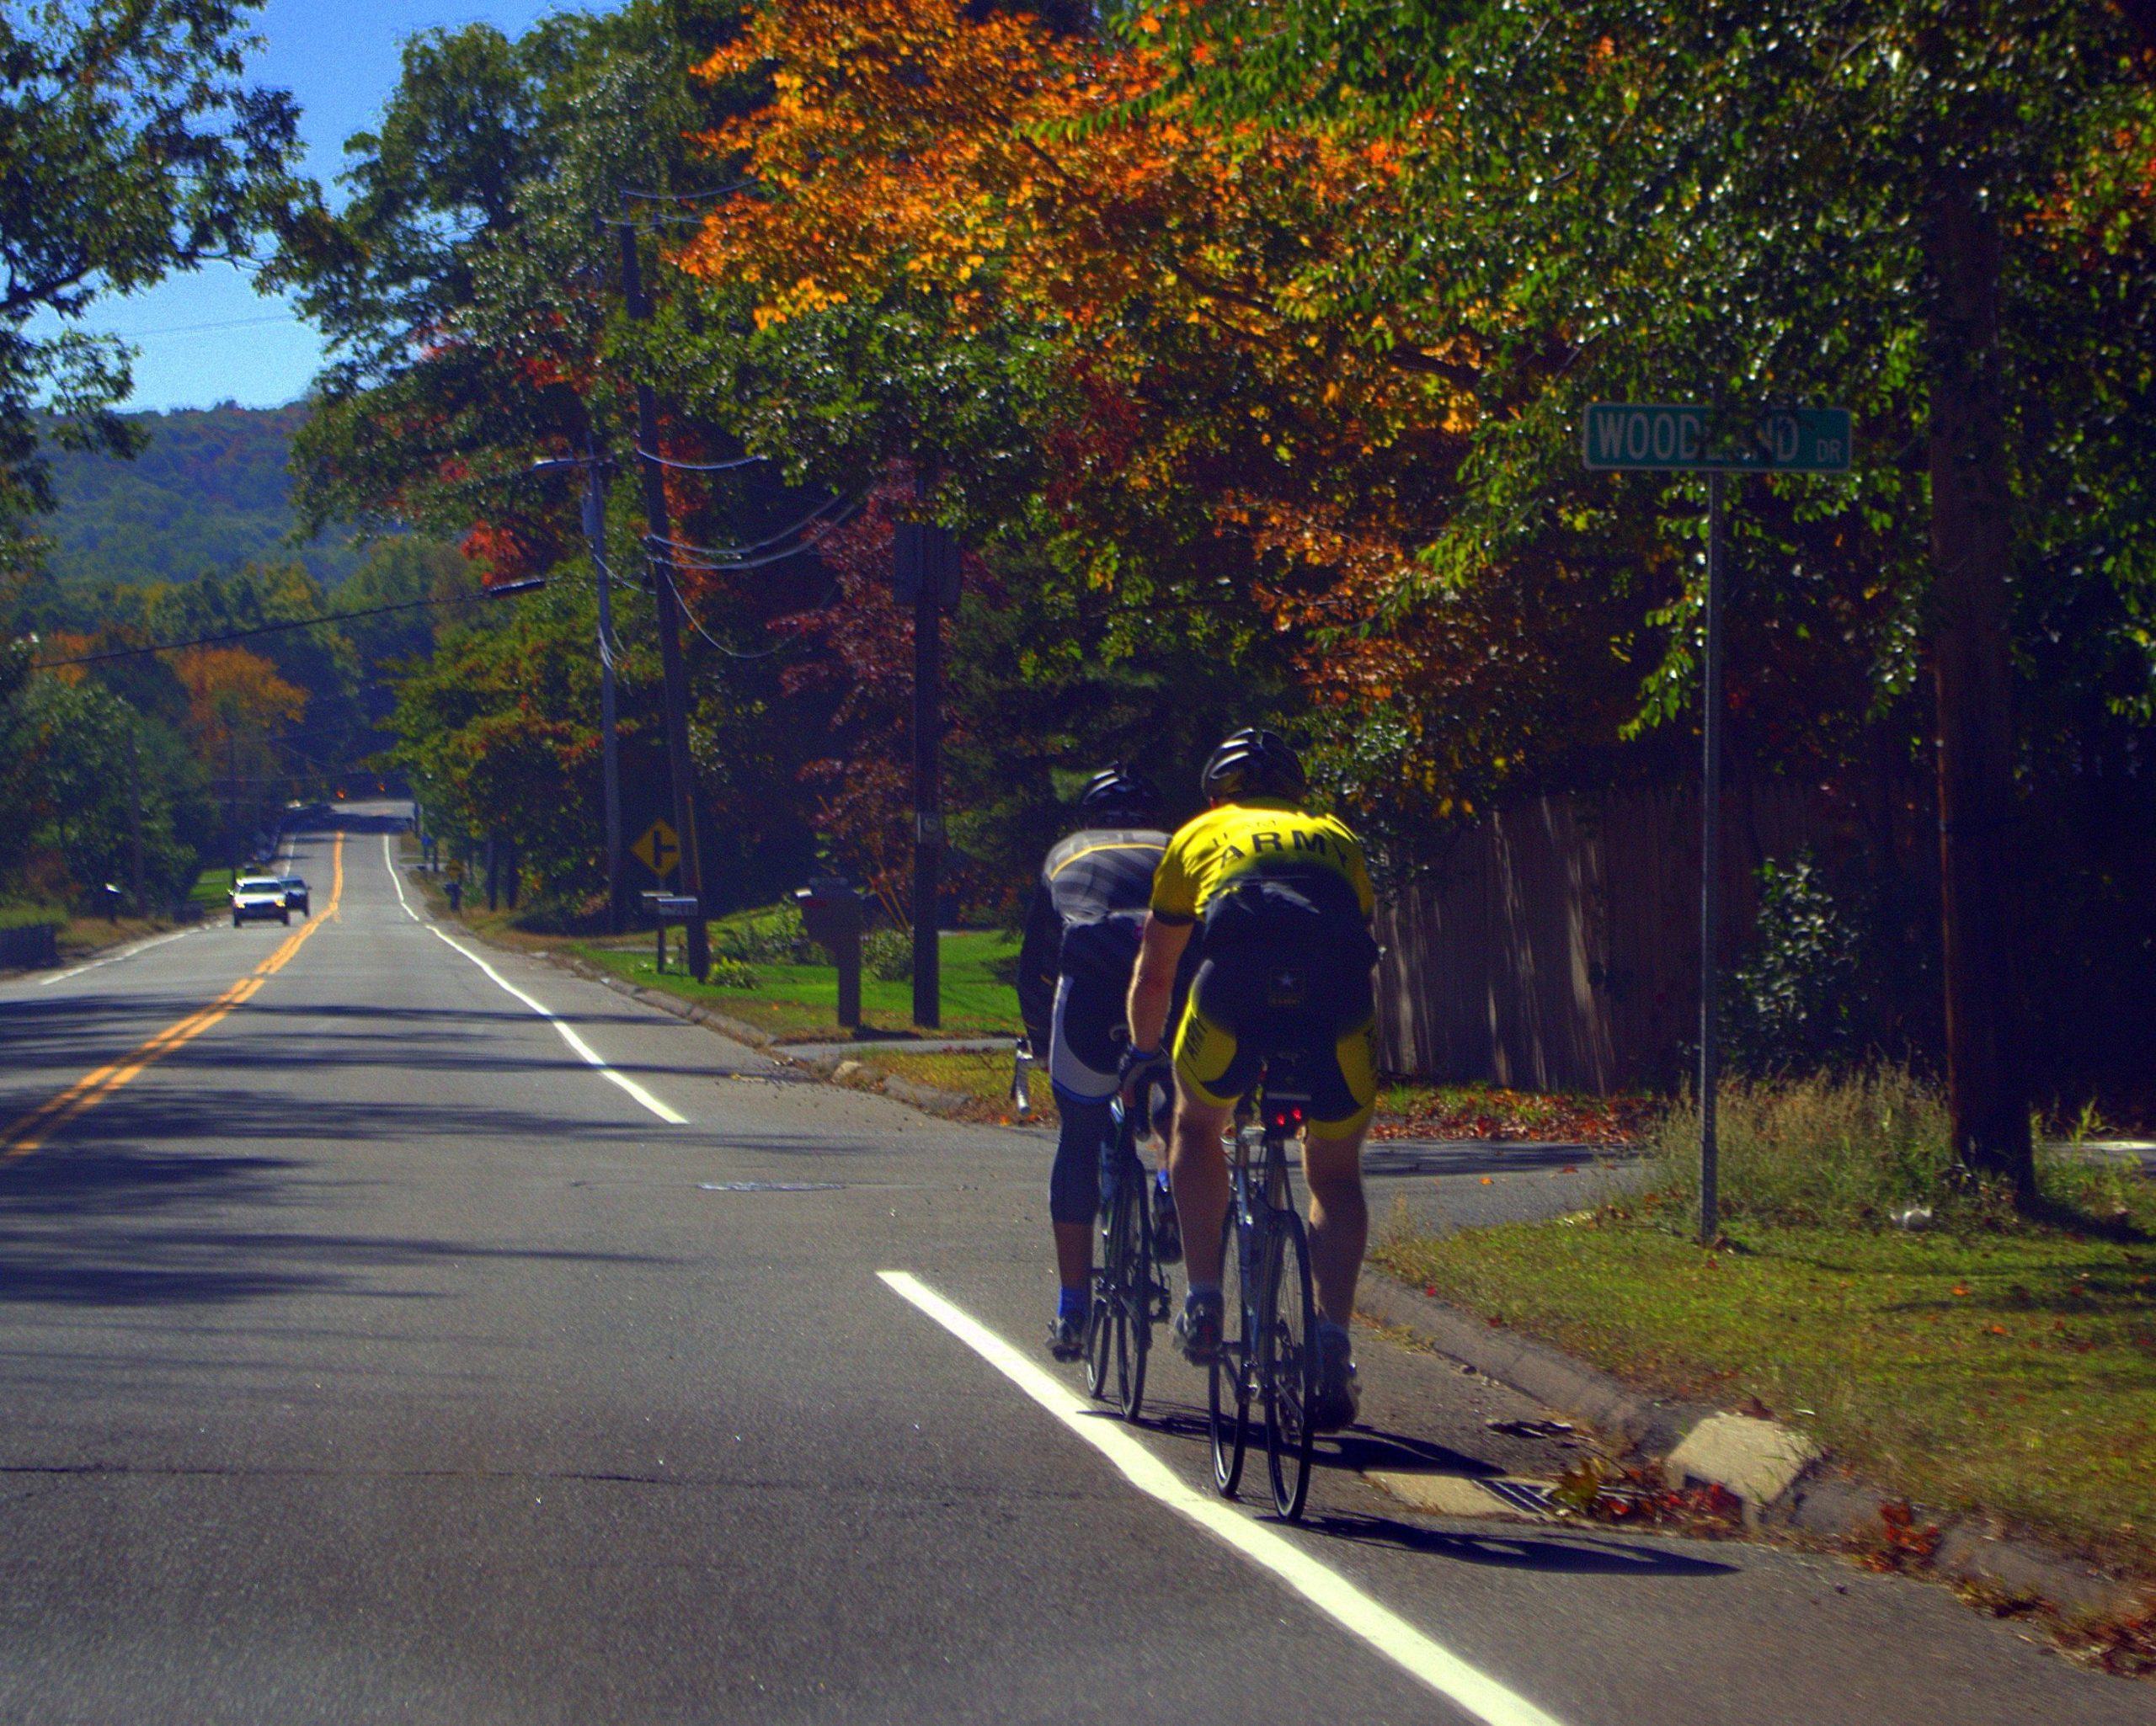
[1477,1478,1560,1516]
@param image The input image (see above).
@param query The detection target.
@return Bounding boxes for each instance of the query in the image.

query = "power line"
[660,566,787,661]
[622,182,751,204]
[27,588,510,669]
[648,494,857,569]
[74,312,307,341]
[633,447,765,472]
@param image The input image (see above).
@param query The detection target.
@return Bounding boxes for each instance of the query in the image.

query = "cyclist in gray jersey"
[1016,766,1179,1360]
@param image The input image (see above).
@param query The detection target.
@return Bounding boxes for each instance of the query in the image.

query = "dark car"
[281,877,311,916]
[232,877,291,927]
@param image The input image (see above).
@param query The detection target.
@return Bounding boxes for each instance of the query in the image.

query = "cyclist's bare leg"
[1302,1126,1371,1329]
[1167,1076,1233,1287]
[1054,1221,1091,1292]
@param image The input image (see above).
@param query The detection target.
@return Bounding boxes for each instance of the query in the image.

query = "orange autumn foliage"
[677,2,1572,805]
[173,646,308,754]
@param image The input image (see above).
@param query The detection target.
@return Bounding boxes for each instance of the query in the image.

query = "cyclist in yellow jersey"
[1123,728,1380,1430]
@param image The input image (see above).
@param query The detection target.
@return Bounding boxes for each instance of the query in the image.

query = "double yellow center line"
[1,832,345,1162]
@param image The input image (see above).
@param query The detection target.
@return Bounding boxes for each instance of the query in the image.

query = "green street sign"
[1582,403,1852,473]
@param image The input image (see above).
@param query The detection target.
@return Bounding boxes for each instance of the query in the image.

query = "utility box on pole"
[794,877,864,1030]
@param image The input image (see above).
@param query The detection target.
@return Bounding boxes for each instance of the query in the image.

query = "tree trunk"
[1925,162,2033,1201]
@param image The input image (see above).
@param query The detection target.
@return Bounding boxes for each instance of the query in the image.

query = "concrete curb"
[1357,1268,2153,1627]
[1354,1273,1712,1458]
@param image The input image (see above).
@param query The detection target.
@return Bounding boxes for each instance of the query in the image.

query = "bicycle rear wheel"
[1086,1176,1128,1399]
[1208,1208,1250,1496]
[1260,1210,1318,1521]
[1116,1172,1151,1421]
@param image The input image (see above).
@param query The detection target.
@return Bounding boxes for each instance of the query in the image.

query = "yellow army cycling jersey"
[1148,796,1374,927]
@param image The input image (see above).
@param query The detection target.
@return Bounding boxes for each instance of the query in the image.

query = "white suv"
[231,877,291,927]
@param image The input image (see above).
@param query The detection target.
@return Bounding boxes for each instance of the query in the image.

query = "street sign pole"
[1581,401,1854,1245]
[1699,471,1726,1247]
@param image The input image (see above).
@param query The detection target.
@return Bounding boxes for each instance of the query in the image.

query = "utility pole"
[533,439,625,933]
[226,729,239,882]
[127,724,146,916]
[618,200,710,981]
[587,438,625,935]
[896,509,958,1030]
[912,553,942,1030]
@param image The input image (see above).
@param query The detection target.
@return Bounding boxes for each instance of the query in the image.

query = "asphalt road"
[0,807,2138,1724]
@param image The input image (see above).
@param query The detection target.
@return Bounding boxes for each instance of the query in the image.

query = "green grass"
[0,903,67,931]
[574,928,1025,1042]
[1376,1207,2156,1572]
[1374,1068,2156,1574]
[862,1047,1055,1123]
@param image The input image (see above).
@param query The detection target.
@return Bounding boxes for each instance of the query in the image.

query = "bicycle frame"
[1086,1085,1171,1420]
[1210,1062,1320,1519]
[1224,1089,1304,1288]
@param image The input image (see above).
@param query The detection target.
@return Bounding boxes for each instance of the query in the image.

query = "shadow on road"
[1304,1509,1738,1577]
[0,1137,672,1309]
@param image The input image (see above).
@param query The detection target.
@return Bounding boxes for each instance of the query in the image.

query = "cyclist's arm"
[1125,914,1193,1056]
[1013,878,1058,1048]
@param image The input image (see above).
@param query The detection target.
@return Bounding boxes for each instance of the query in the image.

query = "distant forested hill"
[36,403,362,589]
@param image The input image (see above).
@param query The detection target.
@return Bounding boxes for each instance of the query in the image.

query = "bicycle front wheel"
[1260,1210,1318,1521]
[1208,1209,1250,1496]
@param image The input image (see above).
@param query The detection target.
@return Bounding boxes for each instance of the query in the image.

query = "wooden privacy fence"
[1373,785,1833,1095]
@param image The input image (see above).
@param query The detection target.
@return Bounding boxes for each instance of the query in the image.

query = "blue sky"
[26,1,564,413]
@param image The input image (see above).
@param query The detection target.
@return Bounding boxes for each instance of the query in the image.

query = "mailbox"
[645,892,701,975]
[792,876,863,1029]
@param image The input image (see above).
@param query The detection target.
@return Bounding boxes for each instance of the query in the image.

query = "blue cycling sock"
[1154,1168,1171,1193]
[1057,1286,1088,1324]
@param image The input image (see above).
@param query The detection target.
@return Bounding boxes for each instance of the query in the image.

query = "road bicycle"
[1086,1079,1173,1421]
[1209,1053,1321,1521]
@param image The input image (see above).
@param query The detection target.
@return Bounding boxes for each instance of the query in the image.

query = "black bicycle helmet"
[1078,764,1162,823]
[1199,727,1306,802]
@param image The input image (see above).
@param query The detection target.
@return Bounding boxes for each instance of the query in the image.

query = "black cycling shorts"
[1170,951,1377,1139]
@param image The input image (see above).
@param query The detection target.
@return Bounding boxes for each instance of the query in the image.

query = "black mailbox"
[793,876,863,1029]
[645,892,701,975]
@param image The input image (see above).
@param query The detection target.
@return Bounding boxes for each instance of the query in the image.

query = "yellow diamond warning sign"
[631,819,680,880]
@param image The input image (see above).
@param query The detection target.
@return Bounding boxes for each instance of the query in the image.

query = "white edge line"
[877,1271,1568,1726]
[425,924,688,1126]
[384,834,420,922]
[34,926,198,988]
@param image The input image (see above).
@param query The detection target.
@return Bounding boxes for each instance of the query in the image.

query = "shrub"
[705,956,759,988]
[863,926,913,982]
[714,903,808,963]
[1724,852,1867,1076]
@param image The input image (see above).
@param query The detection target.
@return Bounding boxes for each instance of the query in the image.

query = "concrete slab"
[1664,1414,1822,1529]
